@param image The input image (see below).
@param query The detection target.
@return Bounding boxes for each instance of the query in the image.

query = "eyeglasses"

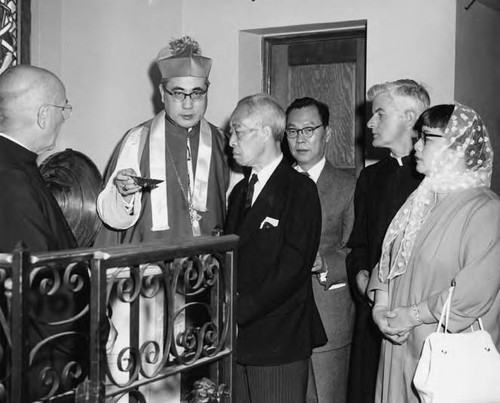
[162,84,207,102]
[231,127,260,141]
[417,132,443,145]
[285,124,323,139]
[45,102,73,120]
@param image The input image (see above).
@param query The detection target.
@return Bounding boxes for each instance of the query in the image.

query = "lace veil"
[377,103,493,282]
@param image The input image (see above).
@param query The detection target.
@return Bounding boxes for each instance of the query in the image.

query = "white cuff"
[122,194,136,214]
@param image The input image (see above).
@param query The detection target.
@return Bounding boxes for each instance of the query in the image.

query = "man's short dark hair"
[285,97,330,127]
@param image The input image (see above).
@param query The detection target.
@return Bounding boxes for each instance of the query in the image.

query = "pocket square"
[260,217,279,229]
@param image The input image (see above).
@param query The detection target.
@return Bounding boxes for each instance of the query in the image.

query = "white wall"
[182,0,456,128]
[31,0,457,171]
[31,0,183,171]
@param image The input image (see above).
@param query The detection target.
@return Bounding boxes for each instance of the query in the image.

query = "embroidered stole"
[119,111,212,232]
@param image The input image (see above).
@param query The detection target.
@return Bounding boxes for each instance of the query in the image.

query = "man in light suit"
[286,97,356,402]
[225,94,327,403]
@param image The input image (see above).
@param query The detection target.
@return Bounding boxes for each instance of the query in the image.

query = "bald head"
[0,65,67,153]
[0,65,65,120]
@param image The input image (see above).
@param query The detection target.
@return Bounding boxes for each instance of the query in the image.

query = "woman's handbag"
[413,282,500,402]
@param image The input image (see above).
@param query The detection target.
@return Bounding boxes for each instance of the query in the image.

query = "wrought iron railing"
[0,235,238,402]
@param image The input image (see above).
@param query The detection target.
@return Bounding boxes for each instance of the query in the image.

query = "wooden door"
[264,29,366,173]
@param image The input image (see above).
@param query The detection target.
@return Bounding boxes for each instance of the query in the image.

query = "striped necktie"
[244,173,258,213]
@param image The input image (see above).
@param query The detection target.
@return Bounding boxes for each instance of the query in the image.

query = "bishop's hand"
[114,168,141,197]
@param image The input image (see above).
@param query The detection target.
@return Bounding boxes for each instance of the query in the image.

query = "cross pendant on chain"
[189,207,202,237]
[189,207,202,223]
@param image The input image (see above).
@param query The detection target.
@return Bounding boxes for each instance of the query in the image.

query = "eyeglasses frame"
[285,124,324,139]
[44,102,73,121]
[161,83,208,102]
[417,132,444,145]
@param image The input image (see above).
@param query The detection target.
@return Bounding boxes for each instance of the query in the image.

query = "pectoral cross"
[189,207,202,237]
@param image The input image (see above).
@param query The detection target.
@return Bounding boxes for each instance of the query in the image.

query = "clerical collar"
[294,157,325,183]
[390,152,409,167]
[164,113,201,135]
[0,132,30,151]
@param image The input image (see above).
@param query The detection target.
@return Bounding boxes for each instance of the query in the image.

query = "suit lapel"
[316,161,334,199]
[236,159,289,245]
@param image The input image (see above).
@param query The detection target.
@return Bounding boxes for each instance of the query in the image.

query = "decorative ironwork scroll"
[104,253,232,401]
[0,235,237,402]
[0,248,91,402]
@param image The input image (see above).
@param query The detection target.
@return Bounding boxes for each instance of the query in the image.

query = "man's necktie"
[301,171,310,177]
[244,173,258,214]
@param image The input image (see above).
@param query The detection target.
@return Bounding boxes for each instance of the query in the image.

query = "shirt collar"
[294,157,325,183]
[251,153,283,187]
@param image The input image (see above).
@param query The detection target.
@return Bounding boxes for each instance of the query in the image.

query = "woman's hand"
[373,305,411,345]
[388,306,420,334]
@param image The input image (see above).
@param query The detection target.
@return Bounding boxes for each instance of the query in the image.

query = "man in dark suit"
[345,79,429,403]
[285,97,356,402]
[225,94,327,403]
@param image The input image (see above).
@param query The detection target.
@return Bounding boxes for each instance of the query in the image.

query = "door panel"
[264,30,366,173]
[290,63,355,169]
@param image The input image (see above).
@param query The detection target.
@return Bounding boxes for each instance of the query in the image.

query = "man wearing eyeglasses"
[0,65,74,252]
[0,65,88,400]
[225,94,326,403]
[285,97,355,403]
[96,38,230,244]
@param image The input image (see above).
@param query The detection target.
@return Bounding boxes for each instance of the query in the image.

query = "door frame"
[262,27,367,173]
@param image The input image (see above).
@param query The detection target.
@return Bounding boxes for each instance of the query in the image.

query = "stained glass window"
[0,0,29,73]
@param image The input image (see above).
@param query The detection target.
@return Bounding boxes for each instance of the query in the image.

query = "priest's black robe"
[0,135,88,401]
[345,154,423,403]
[0,136,76,252]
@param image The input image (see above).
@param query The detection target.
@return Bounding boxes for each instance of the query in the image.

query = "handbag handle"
[436,280,484,333]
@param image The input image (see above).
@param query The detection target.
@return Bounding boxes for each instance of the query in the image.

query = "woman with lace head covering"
[367,103,500,403]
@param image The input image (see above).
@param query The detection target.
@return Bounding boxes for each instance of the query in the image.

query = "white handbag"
[413,283,500,403]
